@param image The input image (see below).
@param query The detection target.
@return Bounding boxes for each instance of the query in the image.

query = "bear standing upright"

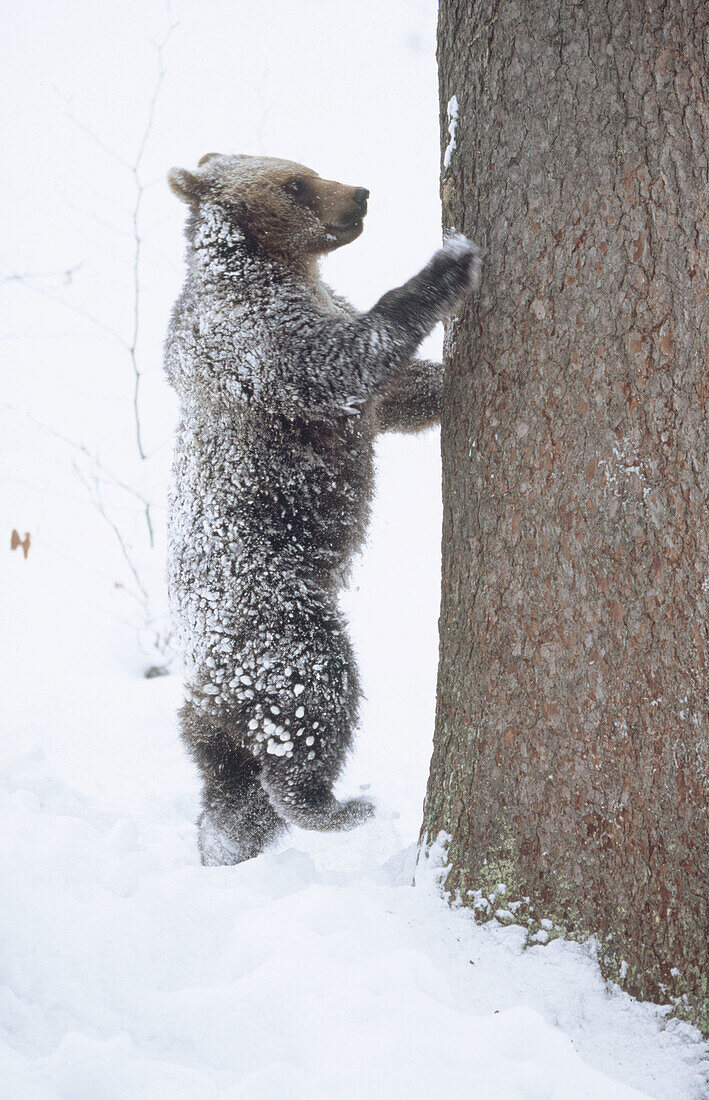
[165,153,479,865]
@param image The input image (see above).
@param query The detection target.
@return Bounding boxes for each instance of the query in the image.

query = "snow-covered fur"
[164,154,480,865]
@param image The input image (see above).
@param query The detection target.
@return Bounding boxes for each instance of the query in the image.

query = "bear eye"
[285,178,306,197]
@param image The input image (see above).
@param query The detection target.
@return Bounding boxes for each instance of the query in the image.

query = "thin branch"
[54,178,134,217]
[36,534,148,606]
[4,273,127,348]
[49,17,177,463]
[1,264,82,285]
[54,189,137,242]
[73,461,150,606]
[54,86,133,171]
[128,19,177,460]
[4,7,180,668]
[3,403,161,543]
[0,331,81,342]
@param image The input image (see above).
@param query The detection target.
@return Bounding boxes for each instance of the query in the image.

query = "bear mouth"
[326,218,363,236]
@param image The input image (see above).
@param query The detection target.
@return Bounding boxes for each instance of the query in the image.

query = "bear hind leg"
[180,703,286,866]
[256,677,373,831]
[254,641,374,832]
[260,754,375,832]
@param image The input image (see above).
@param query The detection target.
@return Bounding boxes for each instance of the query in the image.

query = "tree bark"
[423,0,709,1031]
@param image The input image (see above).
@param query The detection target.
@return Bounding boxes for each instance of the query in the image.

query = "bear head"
[168,154,369,263]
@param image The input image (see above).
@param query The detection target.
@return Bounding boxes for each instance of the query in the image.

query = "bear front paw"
[420,235,481,321]
[440,232,482,292]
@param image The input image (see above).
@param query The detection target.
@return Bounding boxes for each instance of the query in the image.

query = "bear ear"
[198,152,220,167]
[167,167,204,204]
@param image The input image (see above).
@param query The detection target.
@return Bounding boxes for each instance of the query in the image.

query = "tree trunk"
[423,0,709,1031]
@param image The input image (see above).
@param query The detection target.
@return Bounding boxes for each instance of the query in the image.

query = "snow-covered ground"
[2,2,708,1097]
[2,544,708,1099]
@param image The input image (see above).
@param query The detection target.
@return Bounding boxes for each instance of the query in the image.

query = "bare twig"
[4,272,127,347]
[128,19,177,460]
[54,86,133,171]
[73,461,150,606]
[51,19,177,462]
[2,264,83,285]
[3,7,179,669]
[3,402,161,547]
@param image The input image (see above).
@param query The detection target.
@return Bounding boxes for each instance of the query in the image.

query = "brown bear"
[164,154,479,865]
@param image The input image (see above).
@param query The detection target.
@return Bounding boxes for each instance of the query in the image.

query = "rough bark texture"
[423,0,709,1030]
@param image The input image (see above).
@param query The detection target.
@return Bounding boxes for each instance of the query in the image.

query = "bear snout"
[352,187,369,215]
[315,180,369,232]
